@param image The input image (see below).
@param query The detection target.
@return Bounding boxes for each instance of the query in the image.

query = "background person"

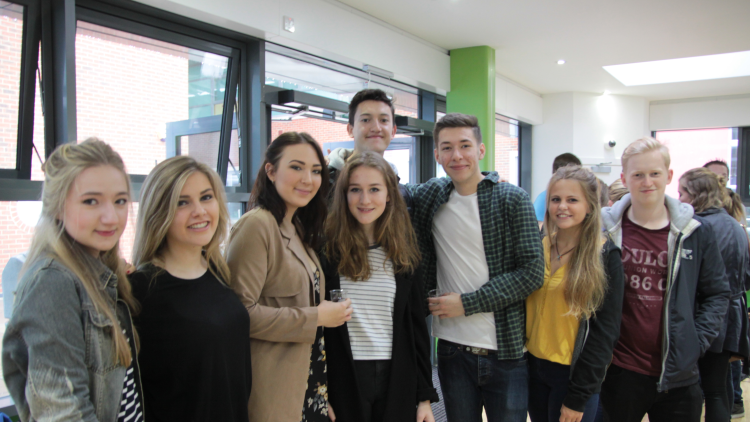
[2,139,143,422]
[226,132,352,422]
[323,152,438,422]
[526,166,624,422]
[129,156,252,421]
[678,168,750,422]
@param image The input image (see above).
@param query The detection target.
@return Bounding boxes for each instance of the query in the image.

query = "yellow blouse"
[525,237,579,365]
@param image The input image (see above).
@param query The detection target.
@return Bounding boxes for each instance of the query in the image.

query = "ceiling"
[336,0,750,101]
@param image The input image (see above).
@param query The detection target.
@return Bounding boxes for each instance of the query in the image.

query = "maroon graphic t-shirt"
[612,210,670,377]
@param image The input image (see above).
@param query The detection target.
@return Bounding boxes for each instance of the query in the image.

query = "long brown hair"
[544,165,606,319]
[250,132,329,249]
[23,138,138,366]
[325,152,420,280]
[132,155,231,285]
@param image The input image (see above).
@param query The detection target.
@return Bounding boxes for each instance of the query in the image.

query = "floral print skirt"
[301,326,328,421]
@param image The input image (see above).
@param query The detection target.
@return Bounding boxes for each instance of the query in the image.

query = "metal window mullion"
[16,0,41,179]
[41,0,77,149]
[418,90,436,183]
[247,39,265,189]
[217,51,239,184]
[519,123,532,193]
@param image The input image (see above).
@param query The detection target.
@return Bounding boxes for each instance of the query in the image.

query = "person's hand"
[317,299,352,327]
[328,402,336,421]
[120,258,136,275]
[559,404,583,422]
[427,292,465,319]
[416,401,434,422]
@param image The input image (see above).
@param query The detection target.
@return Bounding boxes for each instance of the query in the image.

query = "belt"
[440,339,497,356]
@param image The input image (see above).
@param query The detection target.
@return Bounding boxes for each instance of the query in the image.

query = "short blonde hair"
[621,137,670,172]
[608,179,628,203]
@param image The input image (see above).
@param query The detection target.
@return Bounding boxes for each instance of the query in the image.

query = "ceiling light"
[603,50,750,86]
[557,59,566,65]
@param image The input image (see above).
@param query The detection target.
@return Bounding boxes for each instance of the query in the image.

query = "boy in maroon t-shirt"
[599,137,729,422]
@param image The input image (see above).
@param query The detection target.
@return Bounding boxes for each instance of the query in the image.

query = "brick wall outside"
[494,119,519,183]
[0,14,22,170]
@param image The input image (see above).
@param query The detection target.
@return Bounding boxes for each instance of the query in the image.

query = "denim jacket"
[2,254,143,422]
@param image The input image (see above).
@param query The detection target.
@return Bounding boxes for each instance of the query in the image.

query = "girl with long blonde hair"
[526,165,624,422]
[129,155,251,421]
[322,151,438,422]
[2,138,143,422]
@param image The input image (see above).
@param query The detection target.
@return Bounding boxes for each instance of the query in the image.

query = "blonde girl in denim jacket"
[2,139,143,422]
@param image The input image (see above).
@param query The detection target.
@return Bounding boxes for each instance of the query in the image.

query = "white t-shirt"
[340,246,397,360]
[432,189,497,350]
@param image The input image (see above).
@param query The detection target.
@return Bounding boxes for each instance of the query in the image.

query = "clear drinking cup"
[330,289,347,303]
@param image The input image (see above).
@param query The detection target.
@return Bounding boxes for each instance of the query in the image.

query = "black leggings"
[699,350,732,422]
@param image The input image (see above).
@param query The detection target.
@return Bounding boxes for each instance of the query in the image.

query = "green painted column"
[446,46,496,171]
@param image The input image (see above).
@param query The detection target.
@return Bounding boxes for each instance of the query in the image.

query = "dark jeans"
[527,353,599,422]
[730,360,743,404]
[437,339,528,422]
[353,360,392,422]
[600,364,702,422]
[699,351,731,422]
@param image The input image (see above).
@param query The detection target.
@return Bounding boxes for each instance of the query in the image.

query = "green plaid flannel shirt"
[406,172,544,359]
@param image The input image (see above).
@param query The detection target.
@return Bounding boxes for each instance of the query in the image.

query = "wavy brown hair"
[250,132,329,250]
[23,138,138,366]
[679,168,739,218]
[325,152,420,280]
[132,155,231,285]
[544,165,607,319]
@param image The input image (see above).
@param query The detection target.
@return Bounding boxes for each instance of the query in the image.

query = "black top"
[130,266,252,422]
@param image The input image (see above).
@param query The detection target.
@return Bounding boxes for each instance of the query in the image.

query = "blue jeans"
[437,339,528,422]
[527,353,599,422]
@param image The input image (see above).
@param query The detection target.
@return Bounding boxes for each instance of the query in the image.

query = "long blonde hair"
[23,138,138,366]
[544,165,607,319]
[132,156,231,285]
[325,152,420,280]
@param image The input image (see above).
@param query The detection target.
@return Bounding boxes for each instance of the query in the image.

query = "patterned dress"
[302,267,328,421]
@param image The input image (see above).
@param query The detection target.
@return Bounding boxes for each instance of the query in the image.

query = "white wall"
[495,74,543,125]
[650,94,750,131]
[531,92,649,198]
[135,0,450,94]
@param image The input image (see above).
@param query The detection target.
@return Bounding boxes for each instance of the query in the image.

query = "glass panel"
[384,147,411,184]
[266,51,362,103]
[32,43,45,180]
[271,115,349,154]
[228,202,243,224]
[0,200,42,398]
[494,114,519,186]
[75,21,229,176]
[434,112,448,178]
[0,2,25,170]
[655,128,735,198]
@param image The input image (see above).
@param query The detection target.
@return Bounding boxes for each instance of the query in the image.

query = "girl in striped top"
[322,151,438,422]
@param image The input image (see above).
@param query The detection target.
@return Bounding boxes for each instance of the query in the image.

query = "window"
[0,2,25,170]
[75,21,236,178]
[495,114,519,186]
[654,128,737,198]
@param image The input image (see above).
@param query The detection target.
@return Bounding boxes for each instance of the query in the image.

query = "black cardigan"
[321,253,439,422]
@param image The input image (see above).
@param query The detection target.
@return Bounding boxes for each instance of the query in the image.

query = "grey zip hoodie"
[601,193,730,391]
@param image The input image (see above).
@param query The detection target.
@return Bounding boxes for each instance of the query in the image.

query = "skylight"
[603,50,750,86]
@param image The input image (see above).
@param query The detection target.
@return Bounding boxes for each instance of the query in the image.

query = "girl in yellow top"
[526,165,625,422]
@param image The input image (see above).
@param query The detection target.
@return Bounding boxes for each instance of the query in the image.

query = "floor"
[430,367,750,422]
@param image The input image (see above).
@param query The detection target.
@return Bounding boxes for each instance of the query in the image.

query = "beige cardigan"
[226,208,323,422]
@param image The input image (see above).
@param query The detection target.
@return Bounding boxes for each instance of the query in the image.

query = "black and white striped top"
[340,246,397,360]
[118,327,143,422]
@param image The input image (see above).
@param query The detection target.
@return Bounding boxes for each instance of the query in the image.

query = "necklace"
[554,237,576,261]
